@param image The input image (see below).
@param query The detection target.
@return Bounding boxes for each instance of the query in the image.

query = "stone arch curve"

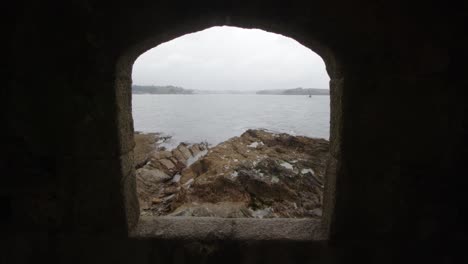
[115,17,344,239]
[116,18,341,85]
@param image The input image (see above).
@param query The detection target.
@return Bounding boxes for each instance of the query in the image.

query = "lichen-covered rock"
[133,132,160,168]
[133,132,210,215]
[135,168,171,209]
[134,130,329,218]
[172,129,329,218]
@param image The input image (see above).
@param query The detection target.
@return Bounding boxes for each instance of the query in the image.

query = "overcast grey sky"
[132,26,329,91]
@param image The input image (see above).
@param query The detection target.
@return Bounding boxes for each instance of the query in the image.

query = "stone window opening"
[115,24,342,241]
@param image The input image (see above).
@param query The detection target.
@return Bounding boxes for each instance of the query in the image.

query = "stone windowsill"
[130,216,326,241]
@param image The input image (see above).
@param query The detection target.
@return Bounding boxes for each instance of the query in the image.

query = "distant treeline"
[132,85,194,94]
[133,85,329,95]
[257,88,329,95]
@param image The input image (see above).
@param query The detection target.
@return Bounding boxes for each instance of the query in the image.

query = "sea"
[132,94,330,149]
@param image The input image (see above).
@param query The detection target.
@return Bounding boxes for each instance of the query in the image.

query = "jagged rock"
[172,148,188,165]
[174,129,329,218]
[137,168,172,183]
[151,150,172,160]
[133,132,210,215]
[147,158,177,176]
[135,167,171,209]
[159,159,176,170]
[133,130,328,218]
[163,186,180,195]
[189,144,202,156]
[134,132,160,168]
[177,144,192,159]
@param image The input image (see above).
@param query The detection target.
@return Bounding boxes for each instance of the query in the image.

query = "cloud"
[132,26,329,91]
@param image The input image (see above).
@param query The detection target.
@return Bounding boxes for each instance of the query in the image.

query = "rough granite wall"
[3,0,468,263]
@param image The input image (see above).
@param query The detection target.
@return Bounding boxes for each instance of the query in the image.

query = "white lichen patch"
[280,162,294,170]
[183,178,194,188]
[248,142,259,148]
[172,174,181,183]
[230,171,239,178]
[248,141,264,148]
[186,150,208,166]
[163,194,175,201]
[250,207,274,219]
[271,176,280,183]
[301,168,315,175]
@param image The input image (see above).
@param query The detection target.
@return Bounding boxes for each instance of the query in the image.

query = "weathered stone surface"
[169,202,252,218]
[177,144,192,160]
[189,144,201,156]
[159,159,176,170]
[136,168,171,183]
[5,1,466,261]
[132,133,210,215]
[132,217,323,241]
[135,168,171,209]
[150,150,172,160]
[172,149,188,165]
[133,132,159,168]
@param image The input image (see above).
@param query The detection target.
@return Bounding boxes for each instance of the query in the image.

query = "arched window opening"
[131,26,331,221]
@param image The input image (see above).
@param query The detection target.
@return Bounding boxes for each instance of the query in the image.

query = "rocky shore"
[134,129,329,218]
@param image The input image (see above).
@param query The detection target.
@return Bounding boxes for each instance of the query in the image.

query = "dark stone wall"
[3,0,468,263]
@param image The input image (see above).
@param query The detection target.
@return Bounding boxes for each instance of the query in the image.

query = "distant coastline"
[132,85,329,95]
[132,85,194,94]
[256,88,329,95]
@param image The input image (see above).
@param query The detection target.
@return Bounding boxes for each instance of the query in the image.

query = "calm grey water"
[132,94,330,149]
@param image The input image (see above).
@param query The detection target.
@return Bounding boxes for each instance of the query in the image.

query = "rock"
[151,150,172,160]
[158,159,176,174]
[310,208,323,217]
[163,186,180,195]
[133,132,210,216]
[136,168,171,183]
[159,158,175,169]
[151,198,162,204]
[135,168,171,209]
[189,144,201,156]
[177,144,192,159]
[172,148,188,165]
[173,129,329,218]
[133,129,328,218]
[134,133,160,168]
[169,157,180,166]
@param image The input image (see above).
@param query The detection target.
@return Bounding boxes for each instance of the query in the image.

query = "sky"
[132,26,329,91]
